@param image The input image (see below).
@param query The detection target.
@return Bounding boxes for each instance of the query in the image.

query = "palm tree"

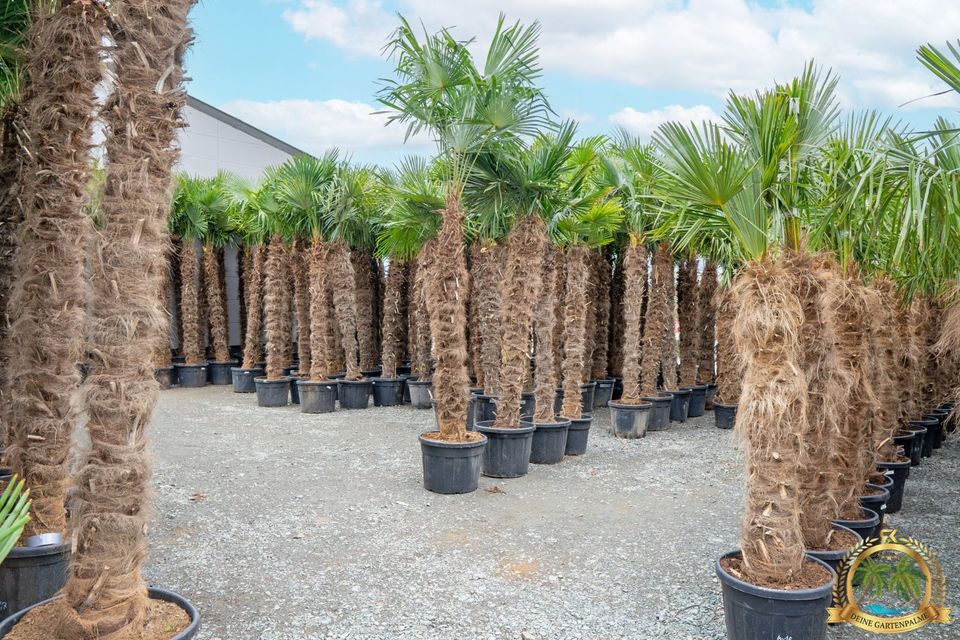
[197,174,236,369]
[169,175,211,367]
[378,14,551,439]
[3,0,102,538]
[51,1,194,635]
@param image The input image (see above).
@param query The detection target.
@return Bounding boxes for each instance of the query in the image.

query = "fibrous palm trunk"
[560,245,589,419]
[422,193,471,438]
[661,255,679,389]
[178,240,203,363]
[0,107,23,422]
[281,253,294,367]
[411,256,432,380]
[292,238,311,370]
[714,285,741,405]
[380,259,407,379]
[533,245,560,422]
[553,248,566,388]
[468,243,482,387]
[307,238,331,379]
[677,256,700,386]
[476,241,503,395]
[637,243,670,397]
[696,261,718,383]
[618,241,648,404]
[54,2,193,636]
[264,236,287,380]
[330,240,361,380]
[870,278,900,462]
[2,1,101,538]
[240,244,266,369]
[608,250,625,378]
[731,258,808,586]
[495,216,544,428]
[153,251,174,368]
[353,249,377,371]
[202,244,231,362]
[590,249,612,380]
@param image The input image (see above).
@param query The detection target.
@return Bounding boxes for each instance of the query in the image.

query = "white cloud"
[609,104,721,139]
[281,0,960,109]
[558,107,595,124]
[219,98,432,161]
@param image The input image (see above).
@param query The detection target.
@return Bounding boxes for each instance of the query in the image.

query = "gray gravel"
[143,385,959,639]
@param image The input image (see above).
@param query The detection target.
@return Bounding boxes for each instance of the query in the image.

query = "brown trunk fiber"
[292,239,311,369]
[307,238,331,379]
[896,295,920,424]
[637,243,670,397]
[553,248,566,388]
[53,1,193,636]
[2,1,101,538]
[153,251,174,368]
[731,259,808,586]
[618,241,648,404]
[411,255,432,380]
[202,244,231,362]
[714,285,742,404]
[353,249,377,371]
[661,255,679,389]
[264,236,286,380]
[324,279,342,374]
[476,241,503,395]
[468,242,484,388]
[696,261,718,383]
[495,216,544,427]
[178,241,203,363]
[871,279,900,462]
[397,261,410,367]
[533,245,560,422]
[0,107,24,418]
[608,251,625,378]
[590,250,612,380]
[329,241,362,380]
[241,244,266,369]
[281,252,294,367]
[677,256,700,385]
[380,258,407,379]
[420,192,471,438]
[560,245,589,418]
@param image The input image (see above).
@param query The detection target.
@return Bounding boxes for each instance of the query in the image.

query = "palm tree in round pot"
[378,14,552,493]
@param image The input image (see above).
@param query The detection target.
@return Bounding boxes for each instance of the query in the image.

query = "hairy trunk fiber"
[177,241,203,363]
[661,255,679,389]
[307,238,331,379]
[411,255,432,380]
[353,249,377,370]
[264,236,287,380]
[468,242,484,388]
[153,251,174,367]
[896,295,920,425]
[2,2,101,537]
[553,249,566,387]
[636,244,669,397]
[608,251,625,378]
[696,261,718,383]
[677,256,700,385]
[714,286,741,404]
[241,244,266,369]
[476,242,503,395]
[590,250,612,380]
[324,281,342,374]
[618,241,648,404]
[731,259,808,585]
[495,216,545,427]
[281,253,293,366]
[421,193,471,438]
[373,256,385,360]
[533,245,560,422]
[380,259,407,379]
[871,279,901,462]
[202,244,231,362]
[0,107,23,414]
[330,241,361,380]
[54,2,193,636]
[560,245,589,418]
[292,239,311,369]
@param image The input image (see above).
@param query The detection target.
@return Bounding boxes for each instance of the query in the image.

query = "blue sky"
[186,1,960,167]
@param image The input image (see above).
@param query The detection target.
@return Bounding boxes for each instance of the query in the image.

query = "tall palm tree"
[3,0,102,538]
[196,174,235,366]
[169,175,212,366]
[378,14,551,439]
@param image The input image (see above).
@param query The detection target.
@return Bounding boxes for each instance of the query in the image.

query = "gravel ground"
[144,385,959,640]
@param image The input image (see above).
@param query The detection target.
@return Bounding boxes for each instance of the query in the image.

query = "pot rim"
[806,523,863,560]
[474,421,536,435]
[174,362,208,369]
[6,541,69,559]
[607,400,652,410]
[715,550,834,599]
[254,376,292,384]
[418,432,488,448]
[519,416,572,429]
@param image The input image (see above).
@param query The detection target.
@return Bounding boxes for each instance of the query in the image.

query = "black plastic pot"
[612,377,623,401]
[0,587,200,639]
[254,377,290,407]
[806,524,862,572]
[0,543,69,619]
[475,394,498,422]
[520,392,536,418]
[643,393,673,431]
[408,380,433,409]
[361,367,382,379]
[714,402,737,430]
[716,550,833,640]
[466,388,483,432]
[419,433,486,494]
[154,366,175,389]
[925,410,949,448]
[877,459,909,514]
[338,379,372,409]
[289,375,306,404]
[904,426,926,466]
[399,374,413,403]
[666,388,690,423]
[565,415,592,456]
[859,485,890,535]
[833,507,880,545]
[893,431,915,462]
[298,380,337,414]
[175,363,208,388]
[521,416,570,464]
[608,401,651,439]
[683,385,708,417]
[910,418,937,458]
[475,421,535,478]
[580,382,597,412]
[371,378,404,407]
[231,367,262,393]
[592,379,615,408]
[705,383,717,410]
[208,361,237,385]
[282,364,299,377]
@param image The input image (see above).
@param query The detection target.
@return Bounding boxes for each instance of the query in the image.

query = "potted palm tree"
[169,175,209,387]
